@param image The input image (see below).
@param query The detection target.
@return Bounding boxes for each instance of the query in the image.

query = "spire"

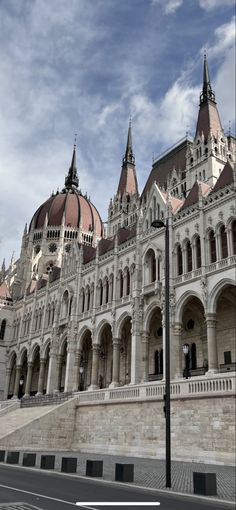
[200,52,215,104]
[195,54,223,140]
[123,118,135,165]
[65,136,79,189]
[117,120,138,197]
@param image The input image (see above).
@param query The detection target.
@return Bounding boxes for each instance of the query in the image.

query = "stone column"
[4,368,12,400]
[141,331,149,382]
[37,358,46,395]
[13,365,22,398]
[172,323,183,379]
[109,338,121,388]
[64,348,76,392]
[73,350,82,392]
[227,226,233,256]
[24,362,33,397]
[89,345,100,390]
[46,352,59,394]
[108,276,113,303]
[206,313,218,373]
[56,354,63,392]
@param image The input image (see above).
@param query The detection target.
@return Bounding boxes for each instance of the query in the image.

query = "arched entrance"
[181,296,206,376]
[147,307,163,381]
[215,285,236,370]
[98,324,113,388]
[120,317,132,385]
[80,331,92,390]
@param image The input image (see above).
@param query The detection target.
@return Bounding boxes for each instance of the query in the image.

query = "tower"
[107,121,139,237]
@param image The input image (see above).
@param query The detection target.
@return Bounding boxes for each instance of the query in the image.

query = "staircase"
[0,405,56,439]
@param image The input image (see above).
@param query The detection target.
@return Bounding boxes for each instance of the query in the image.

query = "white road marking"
[0,483,95,509]
[76,504,160,507]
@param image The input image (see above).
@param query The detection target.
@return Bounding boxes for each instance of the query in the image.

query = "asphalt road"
[0,465,232,510]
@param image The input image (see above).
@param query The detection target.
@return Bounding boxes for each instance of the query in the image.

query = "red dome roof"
[30,188,103,237]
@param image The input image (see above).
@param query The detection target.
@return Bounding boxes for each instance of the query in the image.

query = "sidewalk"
[28,450,236,502]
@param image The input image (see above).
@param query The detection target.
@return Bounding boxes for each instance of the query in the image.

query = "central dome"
[29,145,103,238]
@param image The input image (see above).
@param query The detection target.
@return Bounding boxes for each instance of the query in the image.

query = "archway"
[215,285,236,369]
[98,323,113,388]
[59,340,67,392]
[80,331,92,390]
[181,296,206,375]
[30,345,40,396]
[147,307,163,380]
[119,317,132,385]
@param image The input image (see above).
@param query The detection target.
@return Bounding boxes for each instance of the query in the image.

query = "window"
[232,220,236,255]
[119,271,123,298]
[177,245,183,275]
[220,225,228,259]
[186,241,192,272]
[0,319,6,340]
[196,236,201,268]
[209,230,216,263]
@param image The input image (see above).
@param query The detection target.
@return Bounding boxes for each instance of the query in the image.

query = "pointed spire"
[123,118,135,165]
[65,135,79,189]
[200,52,215,104]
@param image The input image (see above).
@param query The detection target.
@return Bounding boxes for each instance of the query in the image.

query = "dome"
[29,146,103,238]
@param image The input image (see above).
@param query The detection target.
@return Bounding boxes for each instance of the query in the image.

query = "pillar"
[24,362,33,397]
[46,351,59,394]
[13,365,22,398]
[141,331,149,382]
[172,323,182,379]
[37,358,46,395]
[89,345,100,390]
[64,349,76,392]
[109,338,121,388]
[73,349,82,392]
[4,368,12,400]
[206,313,218,373]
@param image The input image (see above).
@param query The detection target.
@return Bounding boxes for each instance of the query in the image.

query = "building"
[0,56,235,464]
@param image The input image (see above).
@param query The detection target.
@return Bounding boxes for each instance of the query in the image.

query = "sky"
[0,0,235,267]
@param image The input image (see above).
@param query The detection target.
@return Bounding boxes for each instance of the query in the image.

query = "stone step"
[0,405,56,439]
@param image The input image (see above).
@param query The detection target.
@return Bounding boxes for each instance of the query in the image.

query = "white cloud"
[152,0,183,14]
[199,0,235,10]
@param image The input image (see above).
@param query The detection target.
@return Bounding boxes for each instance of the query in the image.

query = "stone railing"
[75,373,235,406]
[20,391,73,408]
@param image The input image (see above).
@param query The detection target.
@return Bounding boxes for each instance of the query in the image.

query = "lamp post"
[19,375,24,399]
[79,365,84,391]
[183,343,190,379]
[151,218,171,488]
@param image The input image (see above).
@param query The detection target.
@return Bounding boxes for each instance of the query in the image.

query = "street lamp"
[19,375,24,399]
[183,343,190,379]
[79,365,84,391]
[151,218,171,488]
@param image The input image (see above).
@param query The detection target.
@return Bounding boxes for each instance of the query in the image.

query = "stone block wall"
[0,394,234,465]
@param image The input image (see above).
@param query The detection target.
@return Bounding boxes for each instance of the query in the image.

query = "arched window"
[105,278,109,304]
[87,287,90,310]
[232,220,236,255]
[126,269,130,296]
[177,245,183,275]
[209,230,216,263]
[196,236,201,268]
[191,343,197,370]
[62,290,69,317]
[99,280,103,305]
[186,240,192,272]
[119,271,123,298]
[0,319,6,340]
[220,225,228,259]
[151,253,156,282]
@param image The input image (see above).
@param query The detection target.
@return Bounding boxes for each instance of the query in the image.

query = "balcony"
[142,281,161,297]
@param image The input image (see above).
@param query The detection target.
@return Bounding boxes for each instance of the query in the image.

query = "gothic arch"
[116,312,132,339]
[58,335,68,355]
[28,342,40,363]
[175,290,204,323]
[77,326,92,350]
[95,319,112,344]
[41,338,51,358]
[18,346,28,366]
[143,302,162,332]
[208,278,236,314]
[7,350,17,370]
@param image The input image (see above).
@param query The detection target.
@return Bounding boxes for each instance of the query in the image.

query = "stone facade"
[0,56,235,463]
